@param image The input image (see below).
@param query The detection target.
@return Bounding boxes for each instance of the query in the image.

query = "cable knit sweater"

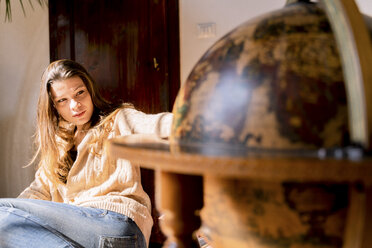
[18,107,173,247]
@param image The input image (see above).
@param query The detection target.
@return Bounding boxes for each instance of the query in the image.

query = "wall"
[0,2,49,197]
[180,0,372,84]
[357,0,372,15]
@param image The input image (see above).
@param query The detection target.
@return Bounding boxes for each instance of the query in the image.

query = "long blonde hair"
[33,59,129,184]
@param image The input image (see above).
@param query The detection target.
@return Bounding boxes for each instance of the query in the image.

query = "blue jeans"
[0,198,146,248]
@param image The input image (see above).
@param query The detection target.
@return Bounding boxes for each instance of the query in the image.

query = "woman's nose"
[70,99,80,110]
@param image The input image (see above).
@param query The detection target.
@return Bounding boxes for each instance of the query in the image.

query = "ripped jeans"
[0,198,146,248]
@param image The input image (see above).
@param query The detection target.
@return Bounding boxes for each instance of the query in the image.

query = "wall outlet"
[197,22,216,39]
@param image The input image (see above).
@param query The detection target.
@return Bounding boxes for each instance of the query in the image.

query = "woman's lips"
[73,110,86,118]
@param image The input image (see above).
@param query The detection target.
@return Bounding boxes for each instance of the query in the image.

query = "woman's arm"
[116,108,173,138]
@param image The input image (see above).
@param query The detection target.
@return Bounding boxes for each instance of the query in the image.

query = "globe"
[171,1,372,156]
[168,1,372,247]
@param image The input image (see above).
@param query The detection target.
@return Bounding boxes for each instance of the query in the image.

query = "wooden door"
[49,0,180,246]
[49,0,179,113]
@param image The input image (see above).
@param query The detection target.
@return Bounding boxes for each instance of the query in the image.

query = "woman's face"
[50,76,94,130]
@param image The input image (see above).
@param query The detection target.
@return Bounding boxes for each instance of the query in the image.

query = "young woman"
[0,59,173,248]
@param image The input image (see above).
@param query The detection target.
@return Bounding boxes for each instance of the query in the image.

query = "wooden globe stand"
[320,0,372,149]
[108,0,372,247]
[108,135,372,247]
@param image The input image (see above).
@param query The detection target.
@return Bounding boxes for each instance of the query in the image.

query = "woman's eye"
[57,98,66,103]
[76,90,85,96]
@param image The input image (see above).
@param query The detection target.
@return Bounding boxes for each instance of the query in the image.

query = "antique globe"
[168,1,372,247]
[172,1,372,155]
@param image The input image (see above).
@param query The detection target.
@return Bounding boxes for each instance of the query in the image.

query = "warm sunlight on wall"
[0,2,49,197]
[180,0,372,85]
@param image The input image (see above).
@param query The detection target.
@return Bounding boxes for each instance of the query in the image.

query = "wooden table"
[108,134,372,248]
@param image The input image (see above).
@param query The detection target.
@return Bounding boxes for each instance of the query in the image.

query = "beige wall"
[357,0,372,15]
[180,0,372,84]
[180,0,286,84]
[0,2,49,197]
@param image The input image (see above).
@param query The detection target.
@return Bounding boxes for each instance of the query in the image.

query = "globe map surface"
[171,2,371,156]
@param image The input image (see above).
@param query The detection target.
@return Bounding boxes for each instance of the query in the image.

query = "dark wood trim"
[49,0,75,62]
[167,0,181,112]
[69,1,75,61]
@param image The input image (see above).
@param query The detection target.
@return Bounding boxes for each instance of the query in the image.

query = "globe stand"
[108,135,372,247]
[155,171,203,248]
[320,0,372,149]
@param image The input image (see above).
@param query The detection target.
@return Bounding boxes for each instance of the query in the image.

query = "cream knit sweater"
[18,107,173,247]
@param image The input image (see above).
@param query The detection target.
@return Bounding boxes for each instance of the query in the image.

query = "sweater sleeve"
[116,108,173,138]
[17,168,52,200]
